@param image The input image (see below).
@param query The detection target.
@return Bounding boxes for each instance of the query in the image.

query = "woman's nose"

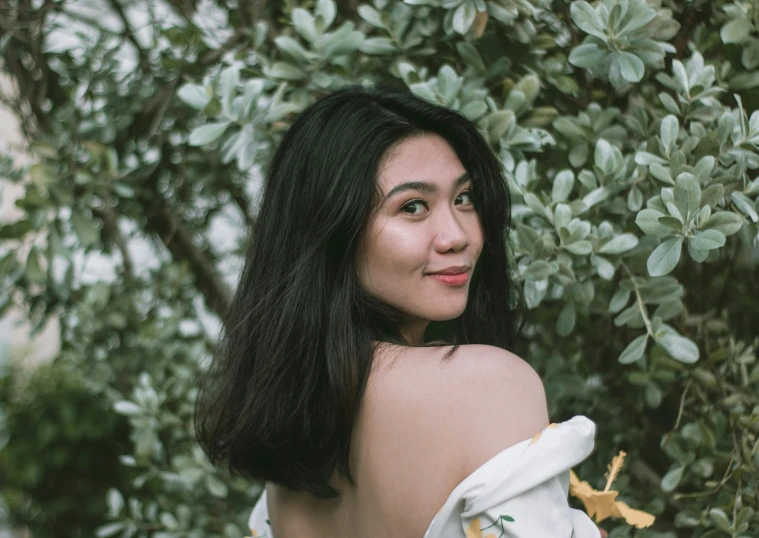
[433,211,471,253]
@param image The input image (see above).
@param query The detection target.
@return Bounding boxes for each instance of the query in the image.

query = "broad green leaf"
[647,237,682,276]
[591,253,614,280]
[672,59,689,96]
[516,223,539,250]
[570,1,608,40]
[694,155,716,179]
[687,241,709,262]
[96,523,127,538]
[177,84,211,110]
[359,37,396,55]
[599,233,639,254]
[731,191,759,222]
[452,2,476,34]
[703,211,743,235]
[619,334,648,364]
[658,215,682,230]
[188,121,230,146]
[205,474,229,498]
[569,143,589,167]
[552,169,575,203]
[617,0,657,35]
[554,203,571,231]
[218,65,240,118]
[636,209,671,237]
[650,163,673,185]
[661,464,685,491]
[565,240,592,255]
[688,229,726,250]
[659,92,680,115]
[553,117,586,139]
[635,151,667,165]
[666,202,684,222]
[674,173,700,220]
[700,184,724,208]
[358,4,384,27]
[645,382,663,408]
[656,330,699,363]
[568,43,608,69]
[525,260,554,281]
[582,186,609,209]
[25,246,45,284]
[660,114,679,155]
[556,302,576,336]
[292,8,320,43]
[71,209,100,246]
[267,61,307,81]
[315,0,337,30]
[114,400,142,416]
[456,43,485,71]
[609,288,631,313]
[275,36,316,63]
[627,186,643,211]
[594,139,613,172]
[653,299,683,320]
[721,18,753,44]
[461,101,488,121]
[616,51,645,82]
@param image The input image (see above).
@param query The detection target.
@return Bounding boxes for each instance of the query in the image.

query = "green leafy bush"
[0,0,757,536]
[0,358,133,538]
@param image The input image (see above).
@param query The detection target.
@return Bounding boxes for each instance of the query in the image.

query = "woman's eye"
[457,190,475,205]
[401,200,428,215]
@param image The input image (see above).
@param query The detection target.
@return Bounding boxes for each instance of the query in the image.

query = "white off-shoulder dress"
[247,415,600,538]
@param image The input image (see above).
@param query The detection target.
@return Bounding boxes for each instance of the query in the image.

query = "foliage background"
[0,0,758,537]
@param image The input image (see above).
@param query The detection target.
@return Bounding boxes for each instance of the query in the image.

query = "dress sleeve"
[247,488,272,538]
[425,416,601,538]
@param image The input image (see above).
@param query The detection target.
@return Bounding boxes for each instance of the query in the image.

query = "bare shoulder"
[359,343,549,533]
[437,345,550,480]
[369,343,549,478]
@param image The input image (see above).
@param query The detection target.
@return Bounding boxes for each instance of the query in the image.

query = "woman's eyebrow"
[383,171,471,203]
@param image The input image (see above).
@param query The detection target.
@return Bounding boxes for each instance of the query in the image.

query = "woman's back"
[260,343,551,538]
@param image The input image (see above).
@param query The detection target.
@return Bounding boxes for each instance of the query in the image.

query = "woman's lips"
[428,272,469,286]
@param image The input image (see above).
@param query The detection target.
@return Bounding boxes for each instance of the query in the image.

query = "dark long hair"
[194,83,522,499]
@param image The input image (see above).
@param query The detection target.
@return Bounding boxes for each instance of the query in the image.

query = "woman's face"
[357,134,484,343]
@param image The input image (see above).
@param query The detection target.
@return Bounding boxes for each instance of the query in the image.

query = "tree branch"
[108,0,150,68]
[1,0,240,324]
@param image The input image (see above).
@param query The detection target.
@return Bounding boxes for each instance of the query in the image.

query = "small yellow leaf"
[569,455,655,528]
[529,423,558,445]
[472,10,488,38]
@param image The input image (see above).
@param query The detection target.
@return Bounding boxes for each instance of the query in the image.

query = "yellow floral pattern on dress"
[461,423,562,538]
[465,514,516,538]
[245,518,271,538]
[466,518,496,538]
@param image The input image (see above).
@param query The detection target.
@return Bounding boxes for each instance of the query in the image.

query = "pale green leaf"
[616,51,645,82]
[721,18,753,44]
[619,334,648,364]
[188,121,230,146]
[656,330,699,363]
[703,211,743,235]
[688,229,725,250]
[636,209,671,237]
[647,237,682,276]
[552,169,575,203]
[599,233,639,254]
[570,1,608,40]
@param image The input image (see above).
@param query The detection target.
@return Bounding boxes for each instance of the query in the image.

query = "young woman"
[195,84,603,538]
